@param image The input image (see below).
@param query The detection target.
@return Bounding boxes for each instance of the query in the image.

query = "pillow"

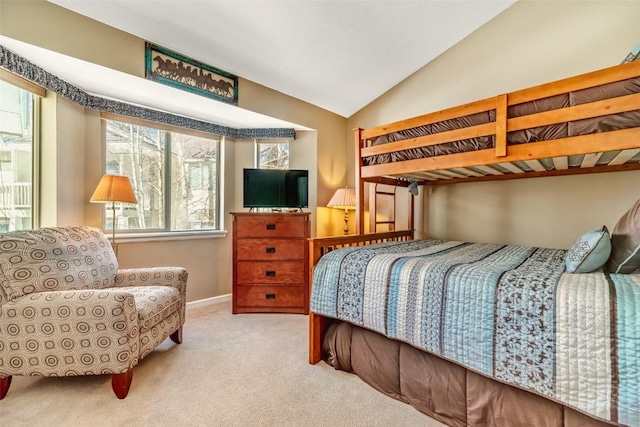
[607,199,640,274]
[565,225,611,273]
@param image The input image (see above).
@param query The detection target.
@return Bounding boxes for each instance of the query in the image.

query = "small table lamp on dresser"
[327,187,356,235]
[90,174,138,254]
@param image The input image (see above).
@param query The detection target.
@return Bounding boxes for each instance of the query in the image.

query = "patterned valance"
[0,45,295,139]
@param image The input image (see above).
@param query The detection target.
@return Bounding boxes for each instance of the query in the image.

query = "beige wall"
[39,93,58,226]
[0,0,143,77]
[348,0,640,249]
[38,93,87,227]
[55,96,87,226]
[0,0,348,301]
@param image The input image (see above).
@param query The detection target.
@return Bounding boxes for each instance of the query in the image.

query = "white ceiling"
[47,0,515,117]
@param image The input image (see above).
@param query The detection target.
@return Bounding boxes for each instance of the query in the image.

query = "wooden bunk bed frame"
[353,59,640,234]
[308,60,640,425]
[311,59,640,364]
[308,230,414,364]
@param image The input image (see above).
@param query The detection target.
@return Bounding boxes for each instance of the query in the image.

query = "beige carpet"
[0,301,443,426]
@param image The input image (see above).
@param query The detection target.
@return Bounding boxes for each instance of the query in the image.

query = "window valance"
[0,45,295,140]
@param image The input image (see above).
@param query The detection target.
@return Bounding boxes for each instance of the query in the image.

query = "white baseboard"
[186,293,231,309]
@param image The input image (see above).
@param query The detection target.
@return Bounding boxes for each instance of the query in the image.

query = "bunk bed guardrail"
[356,59,640,186]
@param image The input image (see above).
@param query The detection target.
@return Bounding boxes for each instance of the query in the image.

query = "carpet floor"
[0,301,443,426]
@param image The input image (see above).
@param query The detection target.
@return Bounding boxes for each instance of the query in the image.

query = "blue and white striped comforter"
[310,239,640,426]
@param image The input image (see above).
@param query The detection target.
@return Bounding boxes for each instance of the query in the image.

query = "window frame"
[0,73,42,231]
[100,113,223,238]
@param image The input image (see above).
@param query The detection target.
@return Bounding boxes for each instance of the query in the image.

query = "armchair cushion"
[0,226,118,301]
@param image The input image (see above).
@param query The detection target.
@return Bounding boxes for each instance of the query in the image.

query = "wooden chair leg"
[111,370,133,399]
[170,327,183,344]
[0,376,12,400]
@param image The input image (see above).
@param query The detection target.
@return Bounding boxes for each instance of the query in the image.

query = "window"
[0,79,39,232]
[251,140,292,213]
[104,117,221,233]
[256,140,289,170]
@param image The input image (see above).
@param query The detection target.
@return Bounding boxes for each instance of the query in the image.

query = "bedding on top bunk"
[364,76,640,168]
[310,239,640,426]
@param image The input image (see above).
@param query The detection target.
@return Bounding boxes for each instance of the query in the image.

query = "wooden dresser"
[231,212,310,314]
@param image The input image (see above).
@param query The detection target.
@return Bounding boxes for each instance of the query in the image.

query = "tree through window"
[257,141,289,170]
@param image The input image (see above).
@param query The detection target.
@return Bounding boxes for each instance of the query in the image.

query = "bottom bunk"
[308,234,640,427]
[322,320,611,427]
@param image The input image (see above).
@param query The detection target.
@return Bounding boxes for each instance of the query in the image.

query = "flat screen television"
[243,168,309,210]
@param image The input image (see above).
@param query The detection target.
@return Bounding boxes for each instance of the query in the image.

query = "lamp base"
[110,201,119,257]
[343,209,349,235]
[110,240,119,257]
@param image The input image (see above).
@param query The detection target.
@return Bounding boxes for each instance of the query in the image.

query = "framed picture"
[145,42,238,105]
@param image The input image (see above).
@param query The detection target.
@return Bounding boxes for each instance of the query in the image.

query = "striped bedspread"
[310,239,640,426]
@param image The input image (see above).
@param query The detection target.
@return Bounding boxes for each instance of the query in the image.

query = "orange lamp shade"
[90,175,137,204]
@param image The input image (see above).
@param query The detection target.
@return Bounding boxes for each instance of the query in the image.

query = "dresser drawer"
[236,285,305,308]
[235,215,307,238]
[236,261,305,285]
[236,238,305,261]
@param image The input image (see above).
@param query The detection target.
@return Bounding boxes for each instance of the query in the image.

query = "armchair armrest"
[114,267,188,290]
[114,267,188,326]
[0,289,139,377]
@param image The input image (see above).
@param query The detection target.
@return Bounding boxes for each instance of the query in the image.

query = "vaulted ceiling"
[47,0,516,118]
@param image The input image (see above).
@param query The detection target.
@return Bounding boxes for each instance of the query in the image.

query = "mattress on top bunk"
[364,77,640,166]
[310,239,640,426]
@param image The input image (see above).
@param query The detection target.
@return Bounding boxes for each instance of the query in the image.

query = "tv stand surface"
[273,207,304,213]
[247,207,304,213]
[231,212,310,314]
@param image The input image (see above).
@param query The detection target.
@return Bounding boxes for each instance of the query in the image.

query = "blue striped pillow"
[565,226,611,273]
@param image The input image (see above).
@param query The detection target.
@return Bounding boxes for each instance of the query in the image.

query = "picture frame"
[144,42,238,105]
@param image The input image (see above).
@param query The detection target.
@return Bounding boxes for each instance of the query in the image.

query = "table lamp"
[90,174,138,248]
[327,187,355,235]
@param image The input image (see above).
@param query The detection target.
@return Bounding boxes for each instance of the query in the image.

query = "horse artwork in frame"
[145,42,238,105]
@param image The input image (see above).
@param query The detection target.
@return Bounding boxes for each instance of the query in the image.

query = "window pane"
[0,80,34,231]
[105,120,165,230]
[104,118,221,233]
[170,132,218,230]
[258,142,289,170]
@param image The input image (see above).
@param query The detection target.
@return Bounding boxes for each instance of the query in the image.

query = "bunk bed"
[308,60,640,427]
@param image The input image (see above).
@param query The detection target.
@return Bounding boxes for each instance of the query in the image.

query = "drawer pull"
[265,270,276,277]
[266,224,276,230]
[266,247,276,253]
[265,293,276,300]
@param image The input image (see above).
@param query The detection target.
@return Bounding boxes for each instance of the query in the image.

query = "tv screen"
[243,168,309,209]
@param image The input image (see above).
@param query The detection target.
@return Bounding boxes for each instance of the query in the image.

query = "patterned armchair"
[0,225,187,399]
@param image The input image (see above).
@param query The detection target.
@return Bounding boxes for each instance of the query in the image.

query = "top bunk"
[355,60,640,186]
